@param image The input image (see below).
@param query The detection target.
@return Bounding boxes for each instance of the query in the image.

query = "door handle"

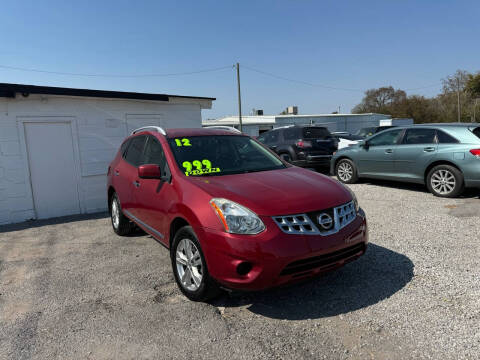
[385,149,393,154]
[114,170,120,176]
[270,145,277,150]
[133,181,140,188]
[424,147,435,152]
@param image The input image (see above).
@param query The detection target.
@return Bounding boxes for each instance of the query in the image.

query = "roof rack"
[131,126,167,135]
[204,126,242,134]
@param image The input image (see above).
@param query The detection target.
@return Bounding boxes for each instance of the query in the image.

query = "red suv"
[107,126,368,301]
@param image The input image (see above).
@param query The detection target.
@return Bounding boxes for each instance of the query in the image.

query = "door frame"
[17,116,84,219]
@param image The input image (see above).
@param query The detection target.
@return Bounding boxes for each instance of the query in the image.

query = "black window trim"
[144,135,171,177]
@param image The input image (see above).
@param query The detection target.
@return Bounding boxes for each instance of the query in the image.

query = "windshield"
[355,127,376,137]
[167,135,286,177]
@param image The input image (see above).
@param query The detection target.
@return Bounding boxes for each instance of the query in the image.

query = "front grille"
[272,214,318,235]
[273,201,356,236]
[280,243,365,276]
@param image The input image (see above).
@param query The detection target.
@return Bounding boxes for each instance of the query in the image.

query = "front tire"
[426,165,464,198]
[110,193,134,235]
[335,158,358,184]
[171,226,221,302]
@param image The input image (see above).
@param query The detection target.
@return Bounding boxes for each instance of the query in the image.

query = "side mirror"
[138,164,161,179]
[359,140,369,149]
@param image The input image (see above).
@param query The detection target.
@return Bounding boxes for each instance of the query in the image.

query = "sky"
[0,0,479,119]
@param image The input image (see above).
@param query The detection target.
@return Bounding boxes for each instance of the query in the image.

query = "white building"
[203,113,413,136]
[0,83,214,224]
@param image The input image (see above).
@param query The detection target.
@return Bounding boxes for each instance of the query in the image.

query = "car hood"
[187,167,352,216]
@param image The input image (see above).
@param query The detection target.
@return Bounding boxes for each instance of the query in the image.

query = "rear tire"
[426,165,464,198]
[335,158,358,184]
[171,226,221,302]
[110,193,135,236]
[279,153,292,163]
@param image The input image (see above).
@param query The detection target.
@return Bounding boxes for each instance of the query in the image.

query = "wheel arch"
[334,155,354,170]
[424,160,462,183]
[169,217,190,249]
[277,146,296,160]
[107,186,116,213]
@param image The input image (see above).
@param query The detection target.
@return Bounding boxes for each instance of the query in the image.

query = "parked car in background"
[355,125,397,138]
[331,124,480,197]
[331,132,364,149]
[108,126,368,301]
[257,125,338,169]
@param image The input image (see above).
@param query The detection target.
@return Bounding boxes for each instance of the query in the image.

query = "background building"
[0,83,214,224]
[203,112,413,136]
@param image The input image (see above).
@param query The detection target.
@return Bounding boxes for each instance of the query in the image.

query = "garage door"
[24,122,81,219]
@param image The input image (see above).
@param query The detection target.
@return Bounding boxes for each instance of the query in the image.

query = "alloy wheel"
[111,198,120,229]
[430,169,456,195]
[175,238,203,291]
[337,162,353,182]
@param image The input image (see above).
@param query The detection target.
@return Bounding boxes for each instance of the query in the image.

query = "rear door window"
[436,130,459,144]
[124,135,146,167]
[283,128,298,140]
[402,129,436,144]
[303,127,330,139]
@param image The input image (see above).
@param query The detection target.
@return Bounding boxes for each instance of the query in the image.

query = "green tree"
[353,69,479,123]
[466,73,480,98]
[352,86,407,115]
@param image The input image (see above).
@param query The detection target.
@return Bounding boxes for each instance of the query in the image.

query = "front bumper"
[196,209,368,291]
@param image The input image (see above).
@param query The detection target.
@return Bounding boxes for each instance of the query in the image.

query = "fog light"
[236,262,252,276]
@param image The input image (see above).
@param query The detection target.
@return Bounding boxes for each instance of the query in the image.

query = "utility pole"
[457,77,461,122]
[236,63,243,132]
[474,98,478,123]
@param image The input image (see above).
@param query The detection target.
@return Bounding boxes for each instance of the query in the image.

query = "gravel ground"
[0,179,479,359]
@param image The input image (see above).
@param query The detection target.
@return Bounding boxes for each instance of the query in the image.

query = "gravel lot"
[1,179,479,359]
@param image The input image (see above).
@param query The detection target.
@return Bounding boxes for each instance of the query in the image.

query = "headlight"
[345,186,360,212]
[210,198,265,234]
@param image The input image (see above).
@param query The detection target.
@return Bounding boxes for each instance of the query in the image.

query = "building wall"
[274,114,392,134]
[0,94,205,224]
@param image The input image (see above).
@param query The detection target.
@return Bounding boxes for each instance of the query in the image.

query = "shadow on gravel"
[360,179,480,199]
[214,243,414,320]
[0,212,109,234]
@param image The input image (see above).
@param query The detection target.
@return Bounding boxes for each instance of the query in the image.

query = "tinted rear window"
[472,127,480,139]
[124,135,146,166]
[283,128,299,140]
[303,127,330,139]
[437,130,459,144]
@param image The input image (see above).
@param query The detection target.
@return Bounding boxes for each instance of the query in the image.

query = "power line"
[403,83,442,91]
[242,64,441,93]
[242,65,363,92]
[0,61,442,93]
[0,64,233,78]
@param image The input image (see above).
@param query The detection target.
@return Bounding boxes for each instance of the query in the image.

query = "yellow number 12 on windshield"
[175,138,192,147]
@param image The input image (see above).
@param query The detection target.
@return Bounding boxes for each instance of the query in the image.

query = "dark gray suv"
[257,125,338,169]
